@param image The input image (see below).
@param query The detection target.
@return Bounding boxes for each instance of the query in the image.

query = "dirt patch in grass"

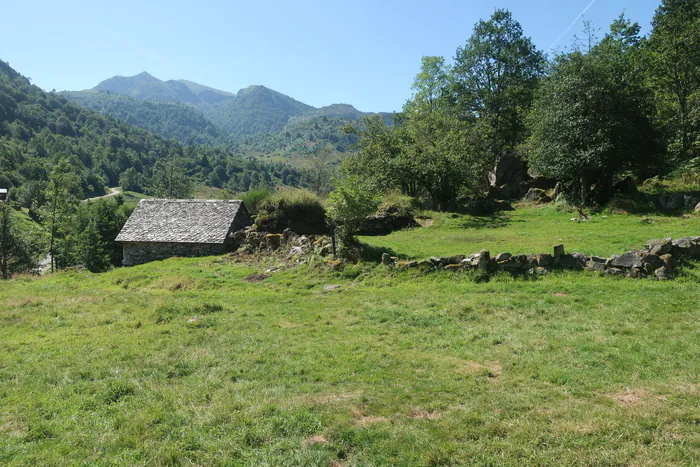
[244,273,270,283]
[355,415,389,426]
[411,408,441,420]
[302,435,329,446]
[457,360,502,378]
[605,389,667,406]
[306,392,362,405]
[0,417,26,436]
[277,321,300,329]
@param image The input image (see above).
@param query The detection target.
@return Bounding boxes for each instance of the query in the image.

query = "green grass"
[360,204,700,259]
[1,206,699,465]
[194,185,234,200]
[119,190,148,205]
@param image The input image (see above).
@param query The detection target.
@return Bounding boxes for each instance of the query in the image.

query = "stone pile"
[232,227,333,258]
[380,236,700,280]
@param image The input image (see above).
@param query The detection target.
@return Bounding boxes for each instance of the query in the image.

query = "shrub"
[358,192,421,235]
[255,188,327,234]
[327,176,382,256]
[376,191,421,218]
[242,188,272,215]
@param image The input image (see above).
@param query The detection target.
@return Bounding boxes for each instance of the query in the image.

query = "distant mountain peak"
[134,71,157,79]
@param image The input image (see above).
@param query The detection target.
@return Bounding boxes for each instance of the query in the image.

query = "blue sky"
[0,0,660,112]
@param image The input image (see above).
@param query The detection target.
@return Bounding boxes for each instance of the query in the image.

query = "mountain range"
[62,72,391,163]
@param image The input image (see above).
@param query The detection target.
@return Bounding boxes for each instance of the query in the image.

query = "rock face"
[524,188,551,204]
[489,153,528,189]
[658,193,685,211]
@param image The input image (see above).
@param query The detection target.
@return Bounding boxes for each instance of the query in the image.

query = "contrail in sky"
[548,0,598,52]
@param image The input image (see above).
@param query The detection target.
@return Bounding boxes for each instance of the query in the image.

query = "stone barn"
[116,199,251,266]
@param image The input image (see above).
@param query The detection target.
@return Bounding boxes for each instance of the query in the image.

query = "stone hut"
[116,199,251,266]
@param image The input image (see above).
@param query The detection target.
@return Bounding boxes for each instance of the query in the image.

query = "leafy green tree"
[0,202,39,278]
[342,57,494,210]
[452,9,544,163]
[326,175,381,253]
[528,17,658,205]
[119,167,144,193]
[647,0,700,162]
[77,218,110,272]
[150,151,194,198]
[42,161,79,272]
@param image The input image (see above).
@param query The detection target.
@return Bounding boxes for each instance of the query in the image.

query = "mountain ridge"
[62,71,392,165]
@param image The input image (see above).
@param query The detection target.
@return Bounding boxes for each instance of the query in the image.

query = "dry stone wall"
[232,227,334,257]
[381,236,700,280]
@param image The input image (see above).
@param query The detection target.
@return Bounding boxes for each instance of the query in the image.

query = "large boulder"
[586,261,606,272]
[658,193,684,211]
[684,194,700,210]
[489,153,528,188]
[641,254,664,274]
[359,211,419,235]
[644,238,673,255]
[671,236,700,257]
[695,201,700,213]
[535,253,553,267]
[610,252,644,269]
[524,188,551,204]
[558,254,583,270]
[613,176,638,195]
[475,250,491,271]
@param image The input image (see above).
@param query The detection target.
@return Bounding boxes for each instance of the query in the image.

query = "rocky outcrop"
[232,227,333,258]
[359,211,419,235]
[523,188,552,204]
[489,153,529,188]
[645,192,700,211]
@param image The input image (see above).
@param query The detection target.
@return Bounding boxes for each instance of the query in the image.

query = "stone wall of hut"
[122,242,228,266]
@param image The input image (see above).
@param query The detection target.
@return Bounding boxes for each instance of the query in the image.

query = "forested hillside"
[0,59,307,204]
[60,90,229,146]
[70,72,390,163]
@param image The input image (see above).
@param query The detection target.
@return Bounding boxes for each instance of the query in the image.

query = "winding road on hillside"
[84,187,121,202]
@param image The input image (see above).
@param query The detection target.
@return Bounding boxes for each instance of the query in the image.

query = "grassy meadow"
[1,206,699,465]
[361,204,700,259]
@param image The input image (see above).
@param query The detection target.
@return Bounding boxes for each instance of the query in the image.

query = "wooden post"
[331,226,337,257]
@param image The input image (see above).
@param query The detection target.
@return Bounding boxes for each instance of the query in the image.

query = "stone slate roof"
[116,199,245,244]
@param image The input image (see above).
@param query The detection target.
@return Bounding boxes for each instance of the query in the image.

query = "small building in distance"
[116,199,251,266]
[0,188,7,202]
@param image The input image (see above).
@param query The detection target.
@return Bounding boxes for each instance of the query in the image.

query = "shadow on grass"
[607,193,698,216]
[460,213,512,230]
[359,243,402,262]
